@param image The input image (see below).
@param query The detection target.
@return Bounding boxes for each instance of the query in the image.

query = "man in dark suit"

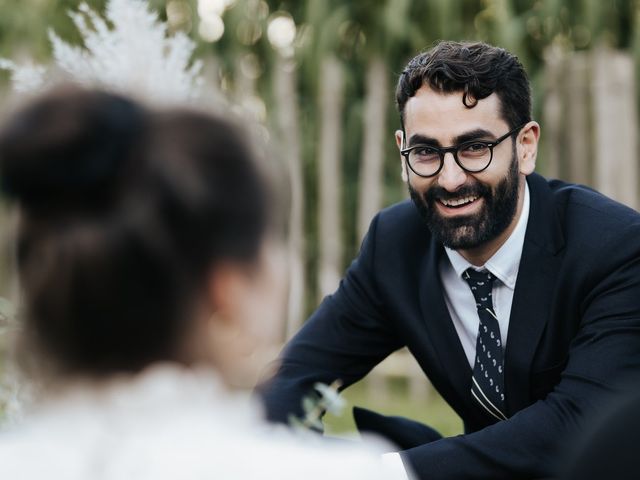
[259,41,640,479]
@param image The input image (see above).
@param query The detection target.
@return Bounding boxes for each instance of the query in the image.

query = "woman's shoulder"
[0,421,403,480]
[232,429,403,479]
[0,366,407,479]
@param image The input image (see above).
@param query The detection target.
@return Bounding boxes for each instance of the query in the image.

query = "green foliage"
[0,0,637,427]
[0,297,14,329]
[0,296,15,423]
[0,0,107,59]
[288,380,345,431]
[0,0,638,314]
[324,378,463,438]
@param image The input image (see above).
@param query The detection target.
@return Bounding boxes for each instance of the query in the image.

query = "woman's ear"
[198,264,262,387]
[195,244,287,388]
[206,263,247,325]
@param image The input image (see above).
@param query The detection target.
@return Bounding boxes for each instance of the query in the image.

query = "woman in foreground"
[0,86,405,479]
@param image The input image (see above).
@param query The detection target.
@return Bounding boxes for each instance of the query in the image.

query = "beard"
[409,153,520,250]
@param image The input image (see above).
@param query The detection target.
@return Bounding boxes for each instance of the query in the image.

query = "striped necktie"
[463,268,507,421]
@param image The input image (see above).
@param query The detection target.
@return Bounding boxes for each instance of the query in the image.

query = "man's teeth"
[440,196,478,207]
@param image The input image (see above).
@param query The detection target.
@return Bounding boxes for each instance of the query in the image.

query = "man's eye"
[460,142,490,155]
[413,146,439,157]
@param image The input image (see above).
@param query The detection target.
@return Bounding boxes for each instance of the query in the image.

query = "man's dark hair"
[396,41,532,130]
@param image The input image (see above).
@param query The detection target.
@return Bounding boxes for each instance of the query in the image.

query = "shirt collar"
[444,181,530,290]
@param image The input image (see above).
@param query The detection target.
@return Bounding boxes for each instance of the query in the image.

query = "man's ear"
[518,121,540,175]
[395,129,409,182]
[395,129,404,150]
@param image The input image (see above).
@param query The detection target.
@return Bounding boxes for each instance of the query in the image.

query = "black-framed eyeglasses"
[400,124,526,178]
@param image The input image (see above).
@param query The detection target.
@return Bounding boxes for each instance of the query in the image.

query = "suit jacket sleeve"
[260,213,404,423]
[260,190,640,479]
[401,230,640,479]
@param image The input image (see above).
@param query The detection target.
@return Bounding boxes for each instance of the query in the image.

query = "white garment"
[0,364,406,480]
[440,183,530,367]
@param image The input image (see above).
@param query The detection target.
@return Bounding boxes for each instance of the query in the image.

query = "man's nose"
[437,152,467,192]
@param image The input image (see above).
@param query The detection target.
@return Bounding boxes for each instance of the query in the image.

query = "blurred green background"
[0,0,639,435]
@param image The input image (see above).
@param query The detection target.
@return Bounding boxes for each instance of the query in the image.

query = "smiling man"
[260,41,640,479]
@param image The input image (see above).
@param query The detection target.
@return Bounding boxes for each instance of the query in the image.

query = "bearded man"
[259,41,640,479]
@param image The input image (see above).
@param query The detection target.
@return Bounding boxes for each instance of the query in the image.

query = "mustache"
[424,183,491,203]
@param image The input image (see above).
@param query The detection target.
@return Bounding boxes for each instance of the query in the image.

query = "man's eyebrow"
[407,128,498,148]
[453,129,497,144]
[407,134,440,147]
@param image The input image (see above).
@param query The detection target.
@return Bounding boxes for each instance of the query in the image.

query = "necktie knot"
[463,268,495,307]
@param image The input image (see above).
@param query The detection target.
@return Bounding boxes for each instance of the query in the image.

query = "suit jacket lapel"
[504,173,564,415]
[418,239,473,403]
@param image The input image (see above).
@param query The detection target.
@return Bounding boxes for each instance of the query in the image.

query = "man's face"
[407,153,519,250]
[396,85,535,252]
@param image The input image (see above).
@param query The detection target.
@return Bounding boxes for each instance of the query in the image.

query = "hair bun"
[0,86,145,211]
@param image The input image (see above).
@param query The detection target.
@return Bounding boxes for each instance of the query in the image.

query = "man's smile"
[439,195,479,208]
[436,195,483,216]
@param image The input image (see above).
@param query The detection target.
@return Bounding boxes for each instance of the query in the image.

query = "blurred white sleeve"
[381,452,410,480]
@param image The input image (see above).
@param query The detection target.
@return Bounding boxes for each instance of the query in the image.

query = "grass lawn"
[323,377,463,439]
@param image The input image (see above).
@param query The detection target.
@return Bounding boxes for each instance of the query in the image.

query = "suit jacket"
[260,173,640,479]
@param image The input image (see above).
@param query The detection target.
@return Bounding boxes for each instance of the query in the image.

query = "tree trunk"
[317,56,344,299]
[273,55,306,338]
[357,56,388,244]
[566,52,592,186]
[542,46,565,179]
[592,47,638,210]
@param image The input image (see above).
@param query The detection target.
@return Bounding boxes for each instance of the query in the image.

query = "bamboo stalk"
[592,46,639,210]
[541,45,565,179]
[317,55,344,299]
[566,52,592,186]
[273,55,307,338]
[357,56,388,244]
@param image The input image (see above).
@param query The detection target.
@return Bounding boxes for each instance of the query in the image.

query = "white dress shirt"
[383,184,530,477]
[441,182,530,367]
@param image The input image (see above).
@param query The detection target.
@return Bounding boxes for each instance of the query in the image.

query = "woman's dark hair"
[0,85,271,375]
[396,41,532,130]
